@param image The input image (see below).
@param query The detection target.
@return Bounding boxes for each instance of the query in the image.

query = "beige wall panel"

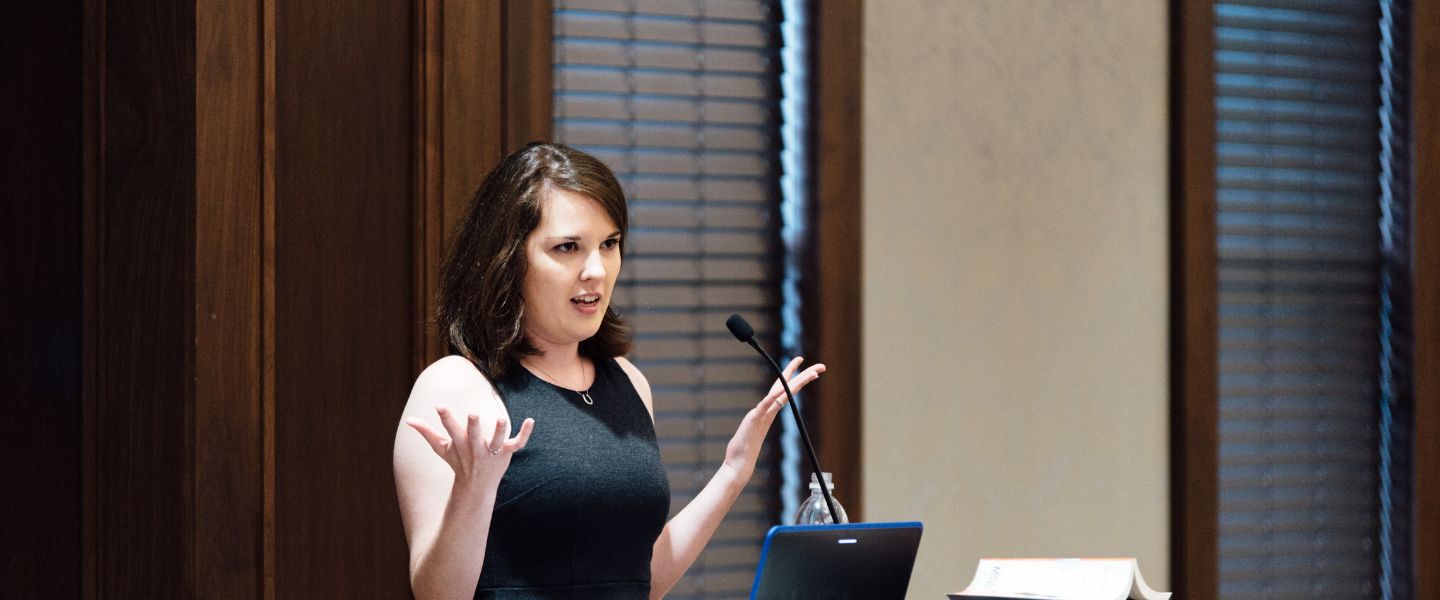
[860,1,1171,596]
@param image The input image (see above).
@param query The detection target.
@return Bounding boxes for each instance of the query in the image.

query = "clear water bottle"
[794,472,848,525]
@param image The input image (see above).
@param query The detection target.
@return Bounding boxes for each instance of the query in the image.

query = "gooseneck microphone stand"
[725,314,841,524]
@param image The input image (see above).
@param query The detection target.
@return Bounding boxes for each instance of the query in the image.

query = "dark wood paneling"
[196,0,265,596]
[415,0,446,370]
[419,0,549,371]
[96,0,198,596]
[502,0,553,153]
[5,1,522,596]
[806,0,864,521]
[1171,1,1218,599]
[261,0,278,594]
[1414,1,1439,597]
[0,2,85,597]
[81,1,102,595]
[272,0,415,595]
[441,0,504,238]
[427,0,502,375]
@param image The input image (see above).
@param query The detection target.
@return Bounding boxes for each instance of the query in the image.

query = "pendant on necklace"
[579,390,594,405]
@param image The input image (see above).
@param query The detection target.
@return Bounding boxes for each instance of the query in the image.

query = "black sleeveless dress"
[475,356,671,600]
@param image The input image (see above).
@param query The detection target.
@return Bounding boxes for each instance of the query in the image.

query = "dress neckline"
[519,356,607,405]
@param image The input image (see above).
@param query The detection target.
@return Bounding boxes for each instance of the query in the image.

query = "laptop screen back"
[749,521,924,600]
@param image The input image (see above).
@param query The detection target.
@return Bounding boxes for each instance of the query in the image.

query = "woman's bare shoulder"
[403,355,500,417]
[419,354,488,383]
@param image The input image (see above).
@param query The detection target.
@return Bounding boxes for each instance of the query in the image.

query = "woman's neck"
[524,337,585,371]
[521,341,592,391]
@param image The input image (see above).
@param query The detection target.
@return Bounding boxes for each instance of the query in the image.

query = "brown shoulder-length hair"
[437,142,631,378]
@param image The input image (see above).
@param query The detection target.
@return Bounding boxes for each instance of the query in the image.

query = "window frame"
[803,0,865,522]
[1170,1,1440,597]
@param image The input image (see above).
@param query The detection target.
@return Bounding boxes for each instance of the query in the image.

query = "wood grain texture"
[419,0,548,371]
[1413,1,1439,597]
[0,2,85,597]
[442,0,503,240]
[807,0,864,521]
[94,0,198,595]
[196,0,265,596]
[261,0,278,595]
[1170,1,1219,598]
[502,0,553,153]
[5,1,529,596]
[271,0,415,595]
[415,0,446,371]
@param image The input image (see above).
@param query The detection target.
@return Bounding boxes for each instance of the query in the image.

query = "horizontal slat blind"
[554,1,783,598]
[1375,1,1414,598]
[1214,2,1383,598]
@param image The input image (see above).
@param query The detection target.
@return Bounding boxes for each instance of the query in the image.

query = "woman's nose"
[580,249,607,280]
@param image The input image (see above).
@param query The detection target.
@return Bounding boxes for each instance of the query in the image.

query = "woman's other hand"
[722,357,825,479]
[406,407,535,492]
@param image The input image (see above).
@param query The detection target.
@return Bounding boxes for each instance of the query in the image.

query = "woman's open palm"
[723,357,825,477]
[407,406,536,490]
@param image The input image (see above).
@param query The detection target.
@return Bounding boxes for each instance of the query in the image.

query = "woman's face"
[521,186,622,352]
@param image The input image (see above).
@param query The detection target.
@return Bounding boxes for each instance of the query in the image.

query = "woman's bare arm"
[394,356,535,600]
[627,357,825,599]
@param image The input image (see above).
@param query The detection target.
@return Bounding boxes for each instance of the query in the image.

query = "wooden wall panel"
[195,0,266,596]
[272,0,415,595]
[502,0,553,153]
[95,0,198,596]
[1170,1,1219,598]
[0,3,85,598]
[441,0,504,240]
[807,0,865,521]
[415,0,446,369]
[1413,1,1439,597]
[420,0,550,371]
[7,0,529,596]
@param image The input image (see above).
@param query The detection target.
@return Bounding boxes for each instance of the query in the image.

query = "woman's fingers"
[506,418,536,452]
[467,413,485,455]
[765,361,826,403]
[787,364,826,394]
[406,418,449,456]
[435,405,467,450]
[763,395,786,420]
[766,357,805,398]
[485,418,509,453]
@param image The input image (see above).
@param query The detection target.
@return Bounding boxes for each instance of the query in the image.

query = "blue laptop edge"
[749,521,924,600]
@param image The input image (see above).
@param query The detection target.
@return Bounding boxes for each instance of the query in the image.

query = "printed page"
[955,559,1133,600]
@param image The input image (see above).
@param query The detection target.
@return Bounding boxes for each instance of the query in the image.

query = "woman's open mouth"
[571,293,603,314]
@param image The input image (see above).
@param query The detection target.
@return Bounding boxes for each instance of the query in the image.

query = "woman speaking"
[393,142,825,600]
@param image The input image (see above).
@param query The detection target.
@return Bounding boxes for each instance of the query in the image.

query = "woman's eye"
[554,242,577,253]
[601,238,620,250]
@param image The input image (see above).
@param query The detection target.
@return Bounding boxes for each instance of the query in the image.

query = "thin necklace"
[524,357,594,405]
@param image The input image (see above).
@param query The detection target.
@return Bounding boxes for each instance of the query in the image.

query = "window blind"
[1376,1,1413,598]
[553,1,785,597]
[1213,2,1384,598]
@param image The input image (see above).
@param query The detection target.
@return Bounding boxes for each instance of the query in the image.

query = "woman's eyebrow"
[542,230,621,242]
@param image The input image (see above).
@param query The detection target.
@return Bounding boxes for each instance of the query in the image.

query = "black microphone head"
[725,314,754,342]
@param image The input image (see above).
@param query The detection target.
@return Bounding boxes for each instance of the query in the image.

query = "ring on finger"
[489,447,501,455]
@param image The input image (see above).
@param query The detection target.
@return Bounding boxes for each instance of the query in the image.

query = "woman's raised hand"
[723,357,825,478]
[406,407,535,490]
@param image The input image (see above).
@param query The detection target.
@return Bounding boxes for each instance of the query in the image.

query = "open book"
[948,558,1170,600]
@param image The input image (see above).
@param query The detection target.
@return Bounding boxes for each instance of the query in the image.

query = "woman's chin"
[567,320,605,344]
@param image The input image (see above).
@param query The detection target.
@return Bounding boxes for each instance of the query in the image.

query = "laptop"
[749,521,924,600]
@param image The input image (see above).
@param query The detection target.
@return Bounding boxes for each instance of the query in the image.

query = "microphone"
[726,314,842,524]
